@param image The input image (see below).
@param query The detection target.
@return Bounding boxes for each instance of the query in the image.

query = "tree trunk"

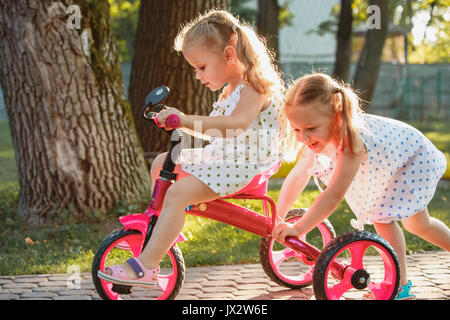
[0,0,151,225]
[333,0,353,82]
[257,0,279,64]
[352,0,389,110]
[128,0,230,160]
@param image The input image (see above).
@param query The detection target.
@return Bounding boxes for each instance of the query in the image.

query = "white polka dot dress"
[309,114,447,230]
[178,84,286,196]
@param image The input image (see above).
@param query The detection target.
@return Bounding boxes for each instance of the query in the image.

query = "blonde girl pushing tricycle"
[273,73,450,300]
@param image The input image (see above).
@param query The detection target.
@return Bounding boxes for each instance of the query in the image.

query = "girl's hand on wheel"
[272,222,302,242]
[157,108,184,129]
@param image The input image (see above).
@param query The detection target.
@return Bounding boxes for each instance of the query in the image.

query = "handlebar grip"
[154,113,181,130]
[165,114,181,129]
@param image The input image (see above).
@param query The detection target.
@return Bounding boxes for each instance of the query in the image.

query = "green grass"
[0,120,449,275]
[410,121,450,179]
[0,122,17,185]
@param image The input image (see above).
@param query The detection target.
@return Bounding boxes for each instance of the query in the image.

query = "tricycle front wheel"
[313,231,400,300]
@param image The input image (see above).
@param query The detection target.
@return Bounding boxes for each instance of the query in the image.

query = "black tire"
[313,231,400,300]
[92,228,185,300]
[259,208,336,289]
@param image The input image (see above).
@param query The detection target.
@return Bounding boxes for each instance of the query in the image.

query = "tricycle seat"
[221,161,282,198]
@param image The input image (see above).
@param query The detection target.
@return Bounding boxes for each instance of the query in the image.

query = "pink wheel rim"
[98,233,179,300]
[269,219,334,285]
[324,241,398,300]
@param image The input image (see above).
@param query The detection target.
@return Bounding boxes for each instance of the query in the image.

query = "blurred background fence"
[282,62,450,121]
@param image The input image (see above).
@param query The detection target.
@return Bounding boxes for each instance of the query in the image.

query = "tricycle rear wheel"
[92,228,185,300]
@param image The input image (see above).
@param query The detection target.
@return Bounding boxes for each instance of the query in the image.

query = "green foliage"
[279,1,295,28]
[107,0,449,64]
[231,0,294,28]
[108,0,140,63]
[406,0,450,63]
[107,0,295,63]
[313,0,450,63]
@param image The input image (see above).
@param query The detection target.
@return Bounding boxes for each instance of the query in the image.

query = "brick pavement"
[0,251,449,300]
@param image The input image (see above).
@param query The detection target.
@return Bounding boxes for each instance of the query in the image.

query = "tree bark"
[128,0,230,159]
[0,0,151,225]
[257,0,279,64]
[333,0,353,82]
[352,0,389,110]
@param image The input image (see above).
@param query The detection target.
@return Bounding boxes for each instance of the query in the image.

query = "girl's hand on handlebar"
[272,222,302,243]
[157,108,184,129]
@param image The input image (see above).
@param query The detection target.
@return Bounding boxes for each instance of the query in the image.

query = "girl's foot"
[394,280,416,300]
[363,280,416,300]
[97,257,160,289]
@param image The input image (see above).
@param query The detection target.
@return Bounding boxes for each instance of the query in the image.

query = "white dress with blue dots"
[177,84,286,196]
[309,114,447,230]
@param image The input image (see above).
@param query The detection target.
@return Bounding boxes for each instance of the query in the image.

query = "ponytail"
[234,25,283,97]
[338,87,365,155]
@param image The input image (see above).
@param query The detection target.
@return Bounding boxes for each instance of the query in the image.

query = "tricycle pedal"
[112,284,133,294]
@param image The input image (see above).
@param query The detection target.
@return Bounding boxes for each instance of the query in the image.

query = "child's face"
[286,102,338,153]
[183,44,230,91]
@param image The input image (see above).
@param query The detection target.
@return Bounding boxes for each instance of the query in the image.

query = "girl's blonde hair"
[285,73,365,156]
[174,9,284,97]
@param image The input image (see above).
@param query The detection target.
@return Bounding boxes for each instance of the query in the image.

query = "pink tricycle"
[91,87,400,300]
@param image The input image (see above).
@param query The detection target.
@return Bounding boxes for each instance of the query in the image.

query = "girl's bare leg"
[150,152,189,190]
[139,175,218,268]
[106,175,218,278]
[401,208,450,251]
[373,221,409,286]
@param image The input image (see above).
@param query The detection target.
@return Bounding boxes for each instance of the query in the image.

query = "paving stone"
[20,291,58,299]
[202,286,237,294]
[39,280,67,287]
[176,294,199,300]
[47,275,71,281]
[238,283,270,290]
[206,274,242,281]
[0,293,19,299]
[2,283,37,289]
[56,289,97,296]
[34,286,70,292]
[53,295,92,300]
[1,288,32,295]
[182,282,203,289]
[197,292,235,299]
[439,283,450,290]
[202,280,237,288]
[178,288,203,295]
[234,289,269,296]
[0,279,12,285]
[416,292,447,299]
[13,276,48,283]
[235,277,270,284]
